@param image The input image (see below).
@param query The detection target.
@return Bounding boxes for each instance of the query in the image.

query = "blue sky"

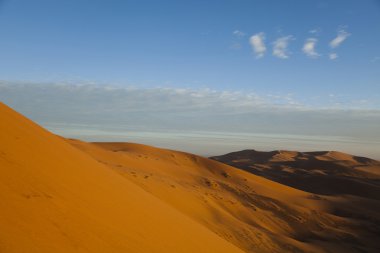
[0,1,380,157]
[0,0,379,102]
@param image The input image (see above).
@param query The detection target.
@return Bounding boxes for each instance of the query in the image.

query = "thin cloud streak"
[233,30,245,38]
[330,29,351,48]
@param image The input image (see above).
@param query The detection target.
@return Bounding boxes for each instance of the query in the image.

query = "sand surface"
[0,102,243,253]
[1,102,380,252]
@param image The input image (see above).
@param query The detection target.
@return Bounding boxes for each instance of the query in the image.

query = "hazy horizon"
[1,82,379,159]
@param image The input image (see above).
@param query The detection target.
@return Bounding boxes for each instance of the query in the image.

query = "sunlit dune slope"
[0,102,244,253]
[70,141,380,253]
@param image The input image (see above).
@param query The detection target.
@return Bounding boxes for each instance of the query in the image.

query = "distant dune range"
[1,102,380,253]
[211,150,380,199]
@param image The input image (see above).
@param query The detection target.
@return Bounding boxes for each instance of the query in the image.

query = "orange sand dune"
[70,141,380,253]
[0,102,243,253]
[1,102,380,253]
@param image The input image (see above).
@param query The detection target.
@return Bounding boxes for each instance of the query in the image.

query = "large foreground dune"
[0,102,243,253]
[1,102,380,253]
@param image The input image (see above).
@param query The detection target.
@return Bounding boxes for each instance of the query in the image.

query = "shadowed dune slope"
[70,141,380,253]
[211,149,380,199]
[0,102,244,253]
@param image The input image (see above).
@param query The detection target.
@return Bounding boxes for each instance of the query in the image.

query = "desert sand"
[1,101,380,253]
[0,102,243,253]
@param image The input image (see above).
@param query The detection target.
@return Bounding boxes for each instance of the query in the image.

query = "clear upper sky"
[0,0,379,107]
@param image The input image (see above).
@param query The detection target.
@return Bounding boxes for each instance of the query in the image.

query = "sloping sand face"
[71,141,380,253]
[0,102,243,253]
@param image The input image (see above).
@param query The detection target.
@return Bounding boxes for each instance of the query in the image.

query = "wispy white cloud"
[309,28,321,35]
[231,30,246,50]
[0,82,296,116]
[329,53,338,60]
[1,82,378,115]
[232,30,246,38]
[302,38,320,58]
[272,35,293,59]
[329,29,351,48]
[249,33,266,58]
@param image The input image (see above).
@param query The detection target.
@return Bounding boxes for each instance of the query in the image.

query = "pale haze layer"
[1,82,379,159]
